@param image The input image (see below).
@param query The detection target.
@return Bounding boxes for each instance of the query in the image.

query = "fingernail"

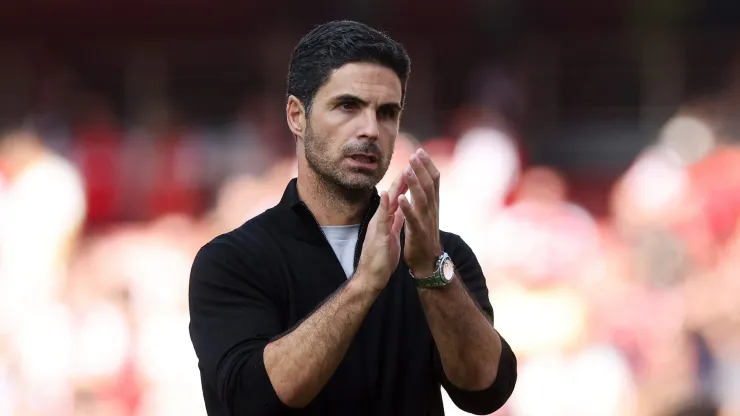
[405,166,414,177]
[410,154,419,163]
[418,149,428,159]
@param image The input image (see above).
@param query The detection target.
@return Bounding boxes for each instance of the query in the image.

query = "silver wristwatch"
[410,252,455,288]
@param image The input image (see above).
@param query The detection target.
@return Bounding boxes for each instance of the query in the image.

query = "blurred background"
[2,0,740,415]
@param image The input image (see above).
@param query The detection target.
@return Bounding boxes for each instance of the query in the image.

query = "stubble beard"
[303,123,392,198]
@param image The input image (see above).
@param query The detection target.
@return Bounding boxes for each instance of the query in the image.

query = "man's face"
[299,62,403,191]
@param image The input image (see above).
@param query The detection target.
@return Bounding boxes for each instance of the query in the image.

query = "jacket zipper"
[298,201,331,242]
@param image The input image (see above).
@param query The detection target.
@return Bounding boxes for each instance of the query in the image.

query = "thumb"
[391,204,405,236]
[377,191,390,234]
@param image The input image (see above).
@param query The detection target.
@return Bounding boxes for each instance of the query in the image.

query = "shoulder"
[440,230,475,258]
[190,216,288,303]
[228,210,280,251]
[16,153,86,224]
[193,210,281,277]
[439,230,484,278]
[26,153,85,201]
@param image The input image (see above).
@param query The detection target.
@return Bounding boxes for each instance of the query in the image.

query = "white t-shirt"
[320,225,361,278]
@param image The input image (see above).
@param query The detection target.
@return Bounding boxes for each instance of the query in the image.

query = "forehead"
[315,62,403,104]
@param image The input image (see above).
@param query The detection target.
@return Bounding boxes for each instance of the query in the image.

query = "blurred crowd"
[1,91,740,416]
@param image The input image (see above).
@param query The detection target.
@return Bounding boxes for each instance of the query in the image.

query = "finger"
[377,191,390,233]
[417,148,441,196]
[386,171,407,213]
[398,194,423,231]
[404,165,428,212]
[409,153,435,206]
[391,204,405,235]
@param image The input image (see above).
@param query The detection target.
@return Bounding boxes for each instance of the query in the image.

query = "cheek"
[312,134,344,161]
[381,120,399,135]
[381,126,399,153]
[331,141,346,160]
[311,118,345,152]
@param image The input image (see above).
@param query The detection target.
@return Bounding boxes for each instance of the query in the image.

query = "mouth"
[347,153,378,166]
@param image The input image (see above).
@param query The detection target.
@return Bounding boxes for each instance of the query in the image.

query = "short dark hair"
[287,20,411,115]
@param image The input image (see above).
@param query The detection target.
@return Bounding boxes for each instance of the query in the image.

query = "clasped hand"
[355,148,442,291]
[398,149,443,278]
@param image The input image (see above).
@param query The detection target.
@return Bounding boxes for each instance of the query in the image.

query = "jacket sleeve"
[434,233,518,415]
[188,234,289,415]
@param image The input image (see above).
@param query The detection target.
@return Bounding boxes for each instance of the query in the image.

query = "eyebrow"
[329,94,402,113]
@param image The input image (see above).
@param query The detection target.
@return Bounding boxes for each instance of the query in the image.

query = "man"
[0,118,87,414]
[189,21,517,415]
[0,119,86,320]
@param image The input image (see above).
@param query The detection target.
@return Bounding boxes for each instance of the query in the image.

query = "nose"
[357,108,379,141]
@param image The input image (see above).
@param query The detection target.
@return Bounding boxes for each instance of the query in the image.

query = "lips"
[348,154,378,164]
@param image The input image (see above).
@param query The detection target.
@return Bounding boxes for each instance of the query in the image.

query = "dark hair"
[287,20,411,115]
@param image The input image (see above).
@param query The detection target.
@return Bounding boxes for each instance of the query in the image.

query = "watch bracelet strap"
[410,252,450,288]
[413,273,447,288]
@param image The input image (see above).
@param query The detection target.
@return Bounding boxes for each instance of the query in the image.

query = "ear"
[286,95,307,140]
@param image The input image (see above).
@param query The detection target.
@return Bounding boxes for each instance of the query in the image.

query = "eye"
[378,107,399,120]
[338,101,358,112]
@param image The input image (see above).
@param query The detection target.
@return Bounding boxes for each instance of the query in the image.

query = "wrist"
[433,245,443,258]
[409,250,444,279]
[348,270,385,297]
[410,265,435,279]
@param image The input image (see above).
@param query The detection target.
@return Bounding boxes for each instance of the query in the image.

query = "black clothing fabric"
[189,178,517,415]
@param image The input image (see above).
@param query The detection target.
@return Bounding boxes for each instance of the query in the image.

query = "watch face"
[442,258,455,281]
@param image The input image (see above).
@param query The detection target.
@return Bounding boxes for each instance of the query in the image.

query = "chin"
[340,178,378,191]
[336,171,381,190]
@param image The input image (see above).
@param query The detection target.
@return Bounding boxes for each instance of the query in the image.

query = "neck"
[296,168,373,226]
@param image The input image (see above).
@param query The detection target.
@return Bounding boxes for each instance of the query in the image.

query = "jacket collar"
[278,177,380,212]
[277,177,305,209]
[275,178,381,243]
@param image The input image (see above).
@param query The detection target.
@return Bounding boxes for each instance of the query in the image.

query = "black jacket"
[189,178,517,415]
